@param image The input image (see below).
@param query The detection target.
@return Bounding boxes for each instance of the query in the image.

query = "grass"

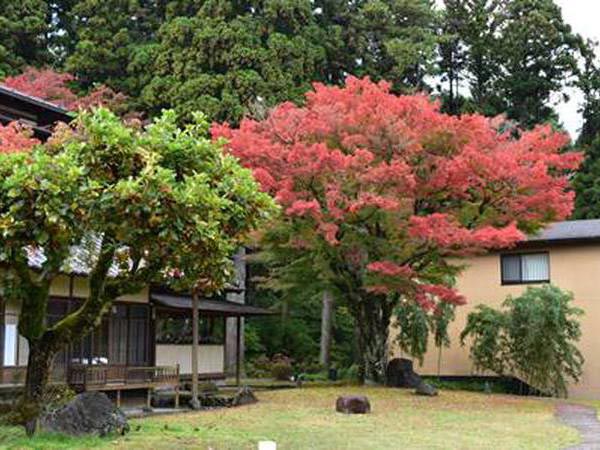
[0,386,579,450]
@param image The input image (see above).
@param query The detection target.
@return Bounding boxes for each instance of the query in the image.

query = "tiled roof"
[26,235,123,277]
[151,293,272,316]
[0,85,71,116]
[527,219,600,243]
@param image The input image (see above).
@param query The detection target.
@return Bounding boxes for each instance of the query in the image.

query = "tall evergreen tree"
[343,0,438,91]
[142,0,438,123]
[438,0,587,128]
[141,0,330,123]
[573,137,600,220]
[0,0,50,76]
[65,0,166,100]
[572,41,600,220]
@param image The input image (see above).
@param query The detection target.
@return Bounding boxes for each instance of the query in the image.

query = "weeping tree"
[214,76,580,383]
[461,286,584,397]
[0,108,273,434]
[394,300,430,365]
[393,299,455,372]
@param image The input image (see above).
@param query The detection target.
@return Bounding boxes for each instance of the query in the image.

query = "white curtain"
[3,323,17,366]
[521,253,549,282]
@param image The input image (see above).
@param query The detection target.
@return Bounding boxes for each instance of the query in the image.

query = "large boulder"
[40,392,129,437]
[386,358,422,388]
[335,395,371,414]
[232,386,258,407]
[415,381,438,397]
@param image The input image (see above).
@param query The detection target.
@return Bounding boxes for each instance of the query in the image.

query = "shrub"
[337,365,360,382]
[245,355,272,378]
[393,300,456,366]
[461,285,584,397]
[271,363,294,381]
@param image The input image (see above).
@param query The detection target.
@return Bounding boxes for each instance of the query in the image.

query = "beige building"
[390,219,600,399]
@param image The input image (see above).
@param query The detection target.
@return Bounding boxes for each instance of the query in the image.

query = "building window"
[47,298,150,367]
[156,311,225,345]
[3,323,17,366]
[501,252,550,285]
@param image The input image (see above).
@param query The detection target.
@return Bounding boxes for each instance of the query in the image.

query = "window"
[47,298,150,366]
[501,253,549,285]
[3,323,17,366]
[156,311,225,345]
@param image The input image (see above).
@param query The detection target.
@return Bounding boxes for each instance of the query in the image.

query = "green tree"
[394,300,431,365]
[0,108,274,434]
[393,300,455,368]
[342,0,438,91]
[65,0,167,102]
[0,0,50,76]
[141,0,330,124]
[573,136,600,220]
[438,0,587,128]
[141,0,438,123]
[461,285,584,397]
[573,42,600,220]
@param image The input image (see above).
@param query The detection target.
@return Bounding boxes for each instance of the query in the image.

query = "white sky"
[553,0,598,139]
[434,0,600,140]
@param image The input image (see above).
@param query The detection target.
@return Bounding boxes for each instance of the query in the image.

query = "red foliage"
[0,122,39,154]
[213,77,581,307]
[2,68,77,109]
[2,67,126,112]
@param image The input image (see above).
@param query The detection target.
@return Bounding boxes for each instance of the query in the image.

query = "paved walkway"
[556,403,600,449]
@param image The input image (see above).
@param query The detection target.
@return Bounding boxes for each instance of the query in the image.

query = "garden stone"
[151,388,176,408]
[415,381,438,397]
[335,395,371,414]
[386,358,422,388]
[232,386,258,407]
[40,392,129,436]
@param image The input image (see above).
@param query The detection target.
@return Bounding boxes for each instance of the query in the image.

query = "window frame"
[155,309,226,346]
[500,252,550,286]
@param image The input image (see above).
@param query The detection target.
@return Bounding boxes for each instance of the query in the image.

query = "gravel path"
[556,403,600,449]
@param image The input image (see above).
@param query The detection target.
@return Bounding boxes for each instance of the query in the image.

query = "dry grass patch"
[0,386,579,449]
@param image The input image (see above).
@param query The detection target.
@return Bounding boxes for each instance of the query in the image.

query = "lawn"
[0,386,579,450]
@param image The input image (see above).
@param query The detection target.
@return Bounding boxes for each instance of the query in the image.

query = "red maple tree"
[1,68,128,154]
[2,67,126,112]
[213,77,581,381]
[0,122,39,154]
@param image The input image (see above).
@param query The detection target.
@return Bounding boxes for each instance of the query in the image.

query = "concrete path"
[556,403,600,449]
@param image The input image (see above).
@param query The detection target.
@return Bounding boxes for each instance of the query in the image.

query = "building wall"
[389,243,600,399]
[3,278,227,376]
[4,277,150,369]
[49,275,148,303]
[155,344,225,375]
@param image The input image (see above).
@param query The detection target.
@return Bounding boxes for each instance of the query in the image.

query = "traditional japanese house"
[0,85,272,405]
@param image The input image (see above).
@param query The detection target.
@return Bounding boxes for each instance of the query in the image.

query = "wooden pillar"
[236,316,241,387]
[0,295,5,375]
[190,291,200,409]
[146,388,152,408]
[116,390,121,408]
[175,363,180,409]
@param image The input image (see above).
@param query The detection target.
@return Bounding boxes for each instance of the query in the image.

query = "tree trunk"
[23,339,55,436]
[353,293,393,385]
[319,291,334,369]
